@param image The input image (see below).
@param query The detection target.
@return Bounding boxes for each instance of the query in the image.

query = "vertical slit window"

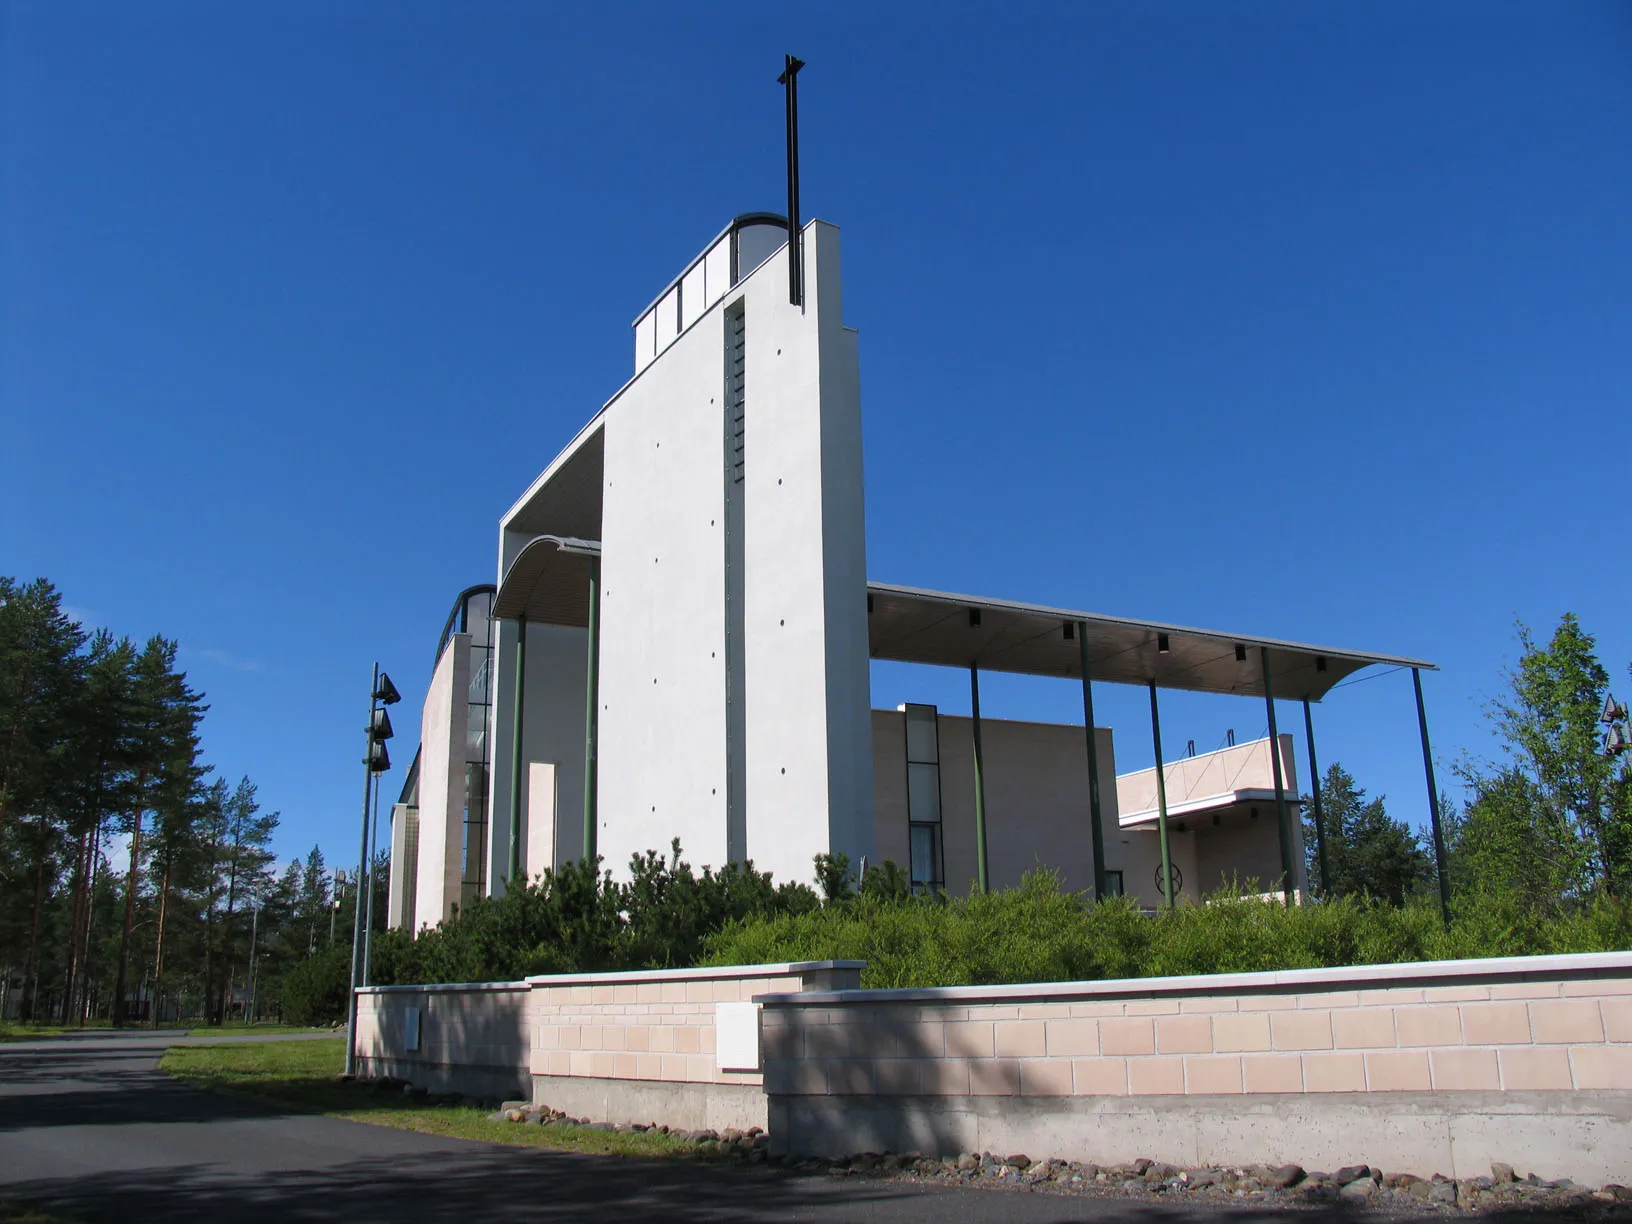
[904,703,944,893]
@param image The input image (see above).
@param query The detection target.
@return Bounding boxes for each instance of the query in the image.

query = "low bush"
[701,868,1632,989]
[354,846,1632,991]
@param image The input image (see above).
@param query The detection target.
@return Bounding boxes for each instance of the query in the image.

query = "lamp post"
[345,665,398,1077]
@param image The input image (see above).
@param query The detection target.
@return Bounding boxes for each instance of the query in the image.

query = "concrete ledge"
[768,1089,1632,1185]
[525,960,864,987]
[356,1056,526,1101]
[532,1073,766,1133]
[357,980,529,995]
[758,949,1632,1006]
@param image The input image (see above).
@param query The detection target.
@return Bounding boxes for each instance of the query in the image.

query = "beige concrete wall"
[871,710,1117,896]
[759,951,1632,1181]
[412,634,470,930]
[1116,735,1299,821]
[356,981,530,1099]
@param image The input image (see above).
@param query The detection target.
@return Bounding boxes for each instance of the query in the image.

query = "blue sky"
[4,2,1629,876]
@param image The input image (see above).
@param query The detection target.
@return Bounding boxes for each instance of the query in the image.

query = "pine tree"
[1304,763,1433,905]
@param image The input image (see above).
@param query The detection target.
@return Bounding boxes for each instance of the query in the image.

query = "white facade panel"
[634,311,655,374]
[526,761,557,883]
[702,239,732,316]
[740,222,873,887]
[681,262,707,332]
[413,635,469,929]
[598,306,732,876]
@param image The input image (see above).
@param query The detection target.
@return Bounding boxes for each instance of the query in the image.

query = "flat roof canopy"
[493,539,1432,702]
[866,583,1434,702]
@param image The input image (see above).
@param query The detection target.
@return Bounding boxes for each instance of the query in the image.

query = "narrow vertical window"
[723,304,747,862]
[904,703,944,892]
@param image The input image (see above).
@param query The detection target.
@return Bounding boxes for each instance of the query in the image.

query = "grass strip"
[161,1038,720,1160]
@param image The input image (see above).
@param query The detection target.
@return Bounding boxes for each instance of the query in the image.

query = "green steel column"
[1302,699,1330,899]
[1260,647,1296,907]
[507,616,527,886]
[1147,680,1175,909]
[1414,668,1452,926]
[970,664,989,893]
[1077,623,1108,898]
[582,558,601,866]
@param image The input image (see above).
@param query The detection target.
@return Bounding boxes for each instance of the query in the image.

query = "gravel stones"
[1339,1177,1378,1202]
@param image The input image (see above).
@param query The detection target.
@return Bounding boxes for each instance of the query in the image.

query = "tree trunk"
[61,826,90,1023]
[150,858,171,1029]
[112,770,146,1028]
[23,820,47,1022]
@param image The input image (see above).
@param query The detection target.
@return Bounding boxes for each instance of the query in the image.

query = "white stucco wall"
[741,222,874,886]
[597,303,733,875]
[413,634,470,929]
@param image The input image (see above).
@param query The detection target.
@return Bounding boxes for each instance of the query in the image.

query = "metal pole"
[583,558,601,866]
[1260,648,1296,906]
[1148,681,1175,909]
[507,616,527,886]
[970,665,989,893]
[778,55,805,306]
[1302,699,1330,898]
[345,663,376,1077]
[362,771,379,985]
[1077,623,1108,898]
[1414,668,1452,926]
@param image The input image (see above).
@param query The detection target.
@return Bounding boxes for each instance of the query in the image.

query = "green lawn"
[161,1038,724,1160]
[183,1023,332,1037]
[0,1022,111,1043]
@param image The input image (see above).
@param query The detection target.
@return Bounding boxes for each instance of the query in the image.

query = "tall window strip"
[722,304,748,862]
[460,589,495,903]
[904,704,944,892]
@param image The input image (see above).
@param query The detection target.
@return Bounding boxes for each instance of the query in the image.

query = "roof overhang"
[494,536,602,625]
[866,582,1433,702]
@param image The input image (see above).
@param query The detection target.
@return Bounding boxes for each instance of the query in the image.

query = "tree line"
[0,576,382,1025]
[7,568,1627,1023]
[1302,612,1631,913]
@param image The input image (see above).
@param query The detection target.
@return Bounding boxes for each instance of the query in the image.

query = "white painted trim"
[755,950,1632,1006]
[358,980,530,995]
[524,960,864,987]
[1119,789,1305,826]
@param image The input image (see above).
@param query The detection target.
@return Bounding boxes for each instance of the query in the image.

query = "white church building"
[386,213,1437,932]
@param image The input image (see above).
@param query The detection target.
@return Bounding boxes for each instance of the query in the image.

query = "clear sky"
[4,2,1629,877]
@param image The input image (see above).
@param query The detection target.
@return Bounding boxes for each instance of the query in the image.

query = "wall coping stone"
[525,960,865,987]
[358,980,530,995]
[755,949,1632,1006]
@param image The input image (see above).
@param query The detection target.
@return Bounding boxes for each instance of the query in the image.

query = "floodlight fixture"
[375,673,402,705]
[1157,633,1170,654]
[368,707,394,741]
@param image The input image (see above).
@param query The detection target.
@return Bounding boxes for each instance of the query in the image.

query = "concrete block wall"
[757,951,1632,1183]
[527,961,862,1131]
[355,981,530,1100]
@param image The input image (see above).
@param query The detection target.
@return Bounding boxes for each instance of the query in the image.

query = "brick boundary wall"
[757,951,1632,1184]
[356,962,861,1131]
[356,980,531,1100]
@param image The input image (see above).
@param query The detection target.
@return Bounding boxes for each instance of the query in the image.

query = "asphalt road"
[0,1030,1356,1223]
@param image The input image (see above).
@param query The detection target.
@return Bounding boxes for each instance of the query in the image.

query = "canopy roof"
[867,583,1433,702]
[493,536,601,624]
[493,537,1433,702]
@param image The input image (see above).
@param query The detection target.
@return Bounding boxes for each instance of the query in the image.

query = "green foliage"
[1459,614,1632,899]
[702,869,1632,990]
[369,842,820,986]
[278,943,351,1026]
[1305,763,1434,905]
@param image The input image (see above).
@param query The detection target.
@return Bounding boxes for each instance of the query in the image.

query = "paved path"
[0,1030,1310,1223]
